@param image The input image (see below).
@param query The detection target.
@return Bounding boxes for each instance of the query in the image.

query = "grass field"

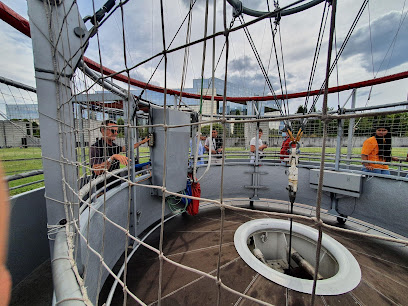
[1,145,407,196]
[0,147,43,196]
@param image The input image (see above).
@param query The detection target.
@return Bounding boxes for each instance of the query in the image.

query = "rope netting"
[2,0,408,305]
[0,77,43,194]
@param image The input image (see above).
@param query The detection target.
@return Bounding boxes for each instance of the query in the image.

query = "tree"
[296,105,305,114]
[232,109,244,138]
[201,123,223,137]
[32,121,40,137]
[138,127,149,138]
[200,125,211,136]
[117,118,125,137]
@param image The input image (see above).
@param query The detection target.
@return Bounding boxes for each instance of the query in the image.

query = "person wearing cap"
[361,125,398,174]
[250,129,268,164]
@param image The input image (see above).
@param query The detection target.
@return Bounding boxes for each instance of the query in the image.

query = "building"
[6,104,39,120]
[0,120,40,147]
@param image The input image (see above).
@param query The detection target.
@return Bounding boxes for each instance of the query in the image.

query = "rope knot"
[311,217,324,227]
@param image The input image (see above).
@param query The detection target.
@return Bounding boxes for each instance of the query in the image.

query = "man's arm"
[92,154,129,176]
[217,139,223,153]
[249,138,256,153]
[361,154,373,170]
[90,146,129,176]
[205,138,216,154]
[121,136,150,152]
[252,144,267,152]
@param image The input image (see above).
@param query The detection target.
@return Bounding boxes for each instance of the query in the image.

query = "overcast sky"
[0,0,407,113]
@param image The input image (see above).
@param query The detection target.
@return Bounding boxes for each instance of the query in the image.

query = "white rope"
[21,1,408,305]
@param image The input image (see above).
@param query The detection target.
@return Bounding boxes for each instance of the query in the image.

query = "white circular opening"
[234,219,361,295]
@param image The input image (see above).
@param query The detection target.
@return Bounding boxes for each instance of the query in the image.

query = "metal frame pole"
[27,0,90,296]
[347,89,357,166]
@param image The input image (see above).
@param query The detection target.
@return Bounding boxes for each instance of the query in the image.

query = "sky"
[0,0,407,114]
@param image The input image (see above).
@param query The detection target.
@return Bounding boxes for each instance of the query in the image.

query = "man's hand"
[132,137,151,150]
[392,156,399,162]
[361,154,372,170]
[112,154,129,166]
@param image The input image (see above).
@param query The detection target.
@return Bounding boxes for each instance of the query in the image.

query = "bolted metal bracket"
[232,0,243,18]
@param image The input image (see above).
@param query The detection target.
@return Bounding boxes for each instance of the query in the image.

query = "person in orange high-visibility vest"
[361,124,398,175]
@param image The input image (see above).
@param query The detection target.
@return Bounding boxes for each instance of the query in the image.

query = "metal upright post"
[124,95,136,237]
[334,112,344,171]
[251,101,260,203]
[347,89,357,167]
[78,106,87,180]
[2,123,7,147]
[27,0,89,257]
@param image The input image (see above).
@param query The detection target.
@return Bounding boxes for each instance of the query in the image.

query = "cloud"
[229,55,257,71]
[181,0,205,9]
[0,25,35,87]
[1,0,407,116]
[340,11,408,73]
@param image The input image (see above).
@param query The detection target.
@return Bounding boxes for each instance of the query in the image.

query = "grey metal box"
[151,108,190,194]
[309,169,363,197]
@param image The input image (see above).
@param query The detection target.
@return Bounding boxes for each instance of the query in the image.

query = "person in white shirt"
[205,129,223,163]
[250,128,267,164]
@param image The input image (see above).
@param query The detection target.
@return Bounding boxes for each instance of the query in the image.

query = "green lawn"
[1,145,407,196]
[0,147,43,196]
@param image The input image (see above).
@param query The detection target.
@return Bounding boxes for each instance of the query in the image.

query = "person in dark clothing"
[361,124,398,174]
[204,129,223,163]
[90,120,149,177]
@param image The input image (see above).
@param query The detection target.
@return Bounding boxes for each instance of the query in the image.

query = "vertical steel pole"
[79,106,87,180]
[347,89,357,167]
[334,115,343,171]
[27,0,89,274]
[311,0,337,304]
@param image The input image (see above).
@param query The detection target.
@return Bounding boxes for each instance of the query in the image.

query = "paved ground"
[10,260,53,306]
[99,201,408,305]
